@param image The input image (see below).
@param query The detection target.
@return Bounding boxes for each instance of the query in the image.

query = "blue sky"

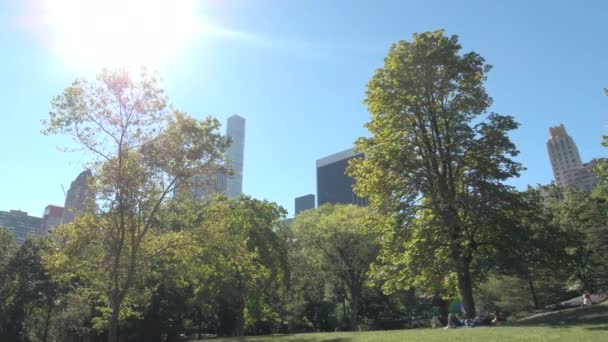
[0,0,607,217]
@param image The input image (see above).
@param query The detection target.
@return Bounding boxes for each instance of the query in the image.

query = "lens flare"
[39,0,203,69]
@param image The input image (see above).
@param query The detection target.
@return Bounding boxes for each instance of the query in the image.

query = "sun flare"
[42,0,203,69]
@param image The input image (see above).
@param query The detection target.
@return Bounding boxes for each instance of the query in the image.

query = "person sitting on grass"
[583,291,592,306]
[445,313,463,329]
[491,311,505,325]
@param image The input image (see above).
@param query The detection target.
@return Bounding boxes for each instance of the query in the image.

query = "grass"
[201,301,608,342]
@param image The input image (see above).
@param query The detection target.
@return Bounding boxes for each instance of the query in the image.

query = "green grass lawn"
[202,302,608,342]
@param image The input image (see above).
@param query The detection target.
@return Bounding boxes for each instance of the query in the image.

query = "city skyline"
[1,1,607,217]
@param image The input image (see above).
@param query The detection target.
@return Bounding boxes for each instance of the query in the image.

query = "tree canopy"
[42,68,229,342]
[349,30,522,318]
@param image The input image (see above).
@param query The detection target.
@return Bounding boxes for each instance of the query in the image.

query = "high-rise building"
[295,194,315,215]
[316,148,368,207]
[189,172,228,199]
[547,124,598,192]
[62,170,93,225]
[178,115,246,200]
[41,205,64,233]
[0,210,42,244]
[225,115,245,198]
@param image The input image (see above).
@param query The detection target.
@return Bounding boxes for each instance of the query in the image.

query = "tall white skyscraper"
[225,115,245,198]
[547,124,598,191]
[177,115,245,200]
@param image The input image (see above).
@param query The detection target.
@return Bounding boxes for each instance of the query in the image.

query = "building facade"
[41,205,64,233]
[547,124,598,192]
[62,170,93,225]
[189,172,228,199]
[179,115,246,200]
[0,210,42,244]
[316,148,368,207]
[225,115,245,198]
[295,194,315,215]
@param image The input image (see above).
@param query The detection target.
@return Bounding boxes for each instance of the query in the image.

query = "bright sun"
[42,0,202,69]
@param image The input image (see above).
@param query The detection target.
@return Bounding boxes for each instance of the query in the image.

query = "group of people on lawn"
[444,311,504,329]
[444,291,593,329]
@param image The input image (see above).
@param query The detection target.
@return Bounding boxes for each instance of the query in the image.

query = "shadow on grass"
[512,304,608,330]
[290,339,352,342]
[585,326,608,331]
[205,336,352,342]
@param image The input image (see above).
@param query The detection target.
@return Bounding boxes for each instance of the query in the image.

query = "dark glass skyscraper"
[316,148,367,207]
[294,194,315,215]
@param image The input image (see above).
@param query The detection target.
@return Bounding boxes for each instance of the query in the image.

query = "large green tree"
[43,68,229,342]
[349,30,522,318]
[492,188,573,309]
[193,196,288,336]
[292,204,378,329]
[544,187,604,292]
[0,235,58,342]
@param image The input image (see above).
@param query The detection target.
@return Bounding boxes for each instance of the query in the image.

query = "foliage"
[0,235,58,342]
[190,195,288,337]
[42,67,229,342]
[0,228,17,338]
[350,30,522,318]
[593,132,608,199]
[291,204,378,329]
[475,275,534,316]
[488,188,575,309]
[589,111,608,289]
[543,187,606,292]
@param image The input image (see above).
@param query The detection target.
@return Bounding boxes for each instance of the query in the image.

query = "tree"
[43,68,229,342]
[544,187,604,292]
[491,187,573,309]
[0,228,17,339]
[0,235,58,342]
[292,204,378,329]
[193,195,288,336]
[9,237,58,342]
[590,120,608,289]
[349,30,522,318]
[595,136,608,199]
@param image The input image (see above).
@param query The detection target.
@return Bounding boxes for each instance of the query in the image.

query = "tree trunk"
[348,289,359,330]
[528,278,540,309]
[42,300,53,342]
[443,205,476,319]
[108,297,121,342]
[431,295,448,326]
[342,296,348,328]
[456,256,476,318]
[234,297,245,337]
[197,308,203,339]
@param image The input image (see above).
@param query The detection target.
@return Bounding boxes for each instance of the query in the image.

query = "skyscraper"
[225,115,245,198]
[316,148,368,207]
[179,115,246,200]
[295,194,315,215]
[62,170,93,225]
[547,124,598,191]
